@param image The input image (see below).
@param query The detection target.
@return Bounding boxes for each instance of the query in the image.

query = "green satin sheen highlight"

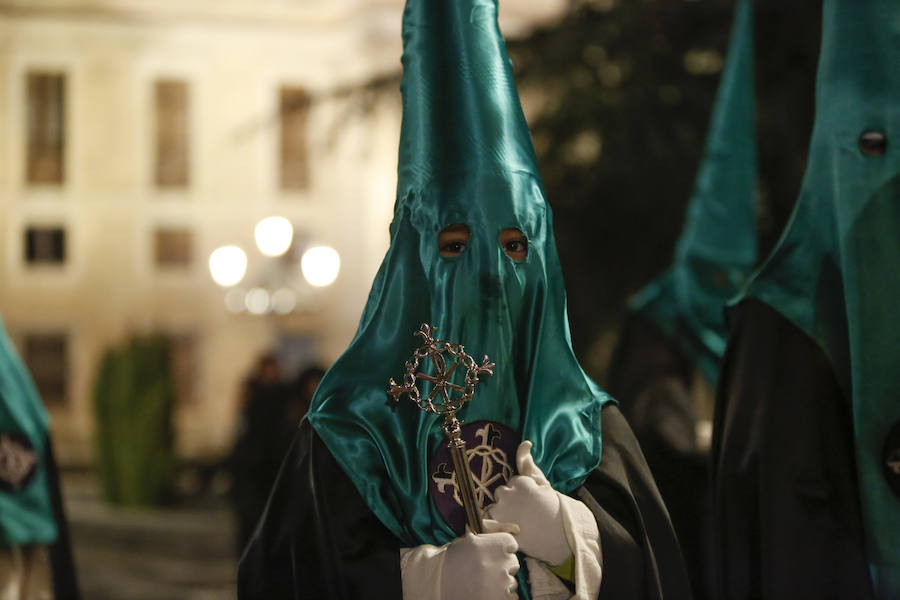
[735,1,900,593]
[0,316,57,546]
[306,0,609,549]
[631,0,758,385]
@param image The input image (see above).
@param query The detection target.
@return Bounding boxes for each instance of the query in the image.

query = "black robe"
[44,436,81,600]
[237,404,691,599]
[711,299,876,599]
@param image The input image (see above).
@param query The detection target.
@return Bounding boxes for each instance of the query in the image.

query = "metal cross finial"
[387,323,495,533]
[388,324,494,417]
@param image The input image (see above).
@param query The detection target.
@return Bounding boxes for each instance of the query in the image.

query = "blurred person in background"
[229,353,287,554]
[0,316,79,600]
[712,0,899,597]
[284,366,325,433]
[607,2,757,598]
[238,0,691,598]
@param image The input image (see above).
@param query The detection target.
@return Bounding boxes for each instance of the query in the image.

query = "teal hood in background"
[306,0,610,548]
[0,316,58,546]
[631,0,758,385]
[735,0,900,593]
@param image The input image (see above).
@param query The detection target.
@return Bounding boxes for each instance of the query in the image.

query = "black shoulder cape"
[237,403,691,599]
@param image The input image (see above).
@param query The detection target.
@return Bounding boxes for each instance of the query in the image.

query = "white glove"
[487,441,571,565]
[400,519,520,600]
[488,441,603,600]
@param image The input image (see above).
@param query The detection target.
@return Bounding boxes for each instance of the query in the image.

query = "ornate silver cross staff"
[388,323,495,534]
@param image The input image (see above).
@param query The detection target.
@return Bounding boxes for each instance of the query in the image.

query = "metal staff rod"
[388,323,495,534]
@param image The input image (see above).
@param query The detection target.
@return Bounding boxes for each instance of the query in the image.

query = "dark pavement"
[63,472,238,600]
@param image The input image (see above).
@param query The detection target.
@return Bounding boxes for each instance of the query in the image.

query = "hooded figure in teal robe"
[628,0,757,387]
[305,0,611,548]
[712,1,900,598]
[609,3,756,598]
[238,1,691,598]
[0,316,79,599]
[0,316,57,547]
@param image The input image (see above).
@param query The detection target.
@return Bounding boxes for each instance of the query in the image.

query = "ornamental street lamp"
[209,217,340,315]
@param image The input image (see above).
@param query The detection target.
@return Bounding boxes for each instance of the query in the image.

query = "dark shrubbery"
[93,335,176,506]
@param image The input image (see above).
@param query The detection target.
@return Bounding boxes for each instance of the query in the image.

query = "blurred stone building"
[0,0,564,465]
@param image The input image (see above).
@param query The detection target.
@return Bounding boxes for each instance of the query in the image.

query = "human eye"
[440,240,467,255]
[438,223,470,258]
[499,228,527,261]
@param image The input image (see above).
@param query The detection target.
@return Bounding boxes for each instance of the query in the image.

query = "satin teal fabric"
[307,0,609,550]
[735,0,900,593]
[0,316,57,546]
[631,0,758,385]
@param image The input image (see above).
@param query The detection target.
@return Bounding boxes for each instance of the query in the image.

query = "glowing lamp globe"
[254,216,294,257]
[209,245,248,287]
[301,246,340,287]
[245,288,271,315]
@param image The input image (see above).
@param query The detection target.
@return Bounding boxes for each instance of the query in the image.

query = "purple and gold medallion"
[429,420,519,536]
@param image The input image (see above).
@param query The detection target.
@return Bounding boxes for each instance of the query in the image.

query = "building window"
[22,334,68,407]
[24,226,66,265]
[26,72,66,185]
[153,227,192,268]
[169,334,196,406]
[279,86,310,190]
[154,79,190,188]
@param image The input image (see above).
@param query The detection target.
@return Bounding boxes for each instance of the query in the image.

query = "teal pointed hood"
[735,0,900,593]
[0,316,57,545]
[631,0,758,384]
[307,0,610,547]
[397,0,540,194]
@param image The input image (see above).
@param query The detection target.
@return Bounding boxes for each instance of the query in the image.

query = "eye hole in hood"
[499,228,527,261]
[438,223,470,258]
